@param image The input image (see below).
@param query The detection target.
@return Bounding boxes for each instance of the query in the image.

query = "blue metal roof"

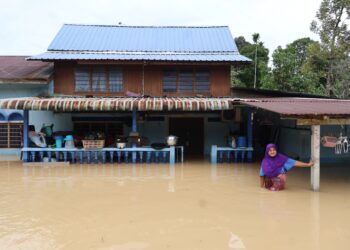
[48,24,238,52]
[30,52,251,62]
[30,24,251,62]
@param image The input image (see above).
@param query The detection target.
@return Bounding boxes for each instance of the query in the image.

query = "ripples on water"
[0,161,349,249]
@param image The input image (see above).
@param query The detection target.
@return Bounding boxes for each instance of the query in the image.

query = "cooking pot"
[166,135,178,146]
[116,142,126,149]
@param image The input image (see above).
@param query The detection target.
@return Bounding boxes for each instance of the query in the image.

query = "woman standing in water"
[260,144,314,191]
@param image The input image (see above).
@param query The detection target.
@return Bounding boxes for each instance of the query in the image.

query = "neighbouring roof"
[0,56,53,84]
[231,87,330,99]
[238,98,350,117]
[0,97,233,112]
[29,24,251,63]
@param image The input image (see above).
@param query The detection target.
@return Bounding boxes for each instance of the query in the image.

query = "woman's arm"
[294,160,314,167]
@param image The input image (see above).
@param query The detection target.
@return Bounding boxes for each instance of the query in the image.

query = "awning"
[0,97,233,112]
[238,98,350,117]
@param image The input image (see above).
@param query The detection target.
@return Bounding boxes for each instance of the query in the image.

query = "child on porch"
[260,144,314,191]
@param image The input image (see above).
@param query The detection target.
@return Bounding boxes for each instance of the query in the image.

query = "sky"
[0,0,322,58]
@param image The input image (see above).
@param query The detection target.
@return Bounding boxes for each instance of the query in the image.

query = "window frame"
[74,66,123,94]
[0,122,23,148]
[162,69,210,94]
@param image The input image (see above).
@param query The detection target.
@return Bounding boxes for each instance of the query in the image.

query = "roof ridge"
[63,23,229,28]
[46,50,239,54]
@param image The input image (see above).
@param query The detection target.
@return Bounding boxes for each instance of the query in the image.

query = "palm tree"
[252,33,260,88]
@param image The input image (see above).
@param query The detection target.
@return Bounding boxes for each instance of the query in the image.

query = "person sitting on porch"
[260,144,314,191]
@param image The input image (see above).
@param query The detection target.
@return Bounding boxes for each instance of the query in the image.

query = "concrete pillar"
[311,125,320,191]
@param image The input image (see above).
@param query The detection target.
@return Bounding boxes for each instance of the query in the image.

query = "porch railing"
[210,145,254,164]
[22,146,184,164]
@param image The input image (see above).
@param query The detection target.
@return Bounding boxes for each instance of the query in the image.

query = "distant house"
[0,56,53,156]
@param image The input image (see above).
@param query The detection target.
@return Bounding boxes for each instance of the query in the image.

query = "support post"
[23,110,29,162]
[210,145,217,164]
[311,125,320,191]
[247,108,253,162]
[169,146,175,164]
[131,108,137,163]
[132,108,137,133]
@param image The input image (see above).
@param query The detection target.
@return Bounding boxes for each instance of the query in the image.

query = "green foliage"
[310,0,350,96]
[332,57,350,98]
[232,0,350,98]
[269,38,323,93]
[232,35,269,88]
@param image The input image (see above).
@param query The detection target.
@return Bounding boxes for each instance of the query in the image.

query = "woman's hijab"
[262,144,288,178]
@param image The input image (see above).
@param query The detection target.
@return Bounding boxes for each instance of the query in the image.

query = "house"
[0,24,253,162]
[0,56,54,158]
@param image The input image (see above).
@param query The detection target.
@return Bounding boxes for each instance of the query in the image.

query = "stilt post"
[247,108,253,162]
[132,108,137,133]
[23,110,29,162]
[211,145,217,164]
[311,125,320,191]
[169,146,175,164]
[131,108,137,163]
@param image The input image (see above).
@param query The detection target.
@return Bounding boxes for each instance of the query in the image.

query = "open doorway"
[169,117,204,156]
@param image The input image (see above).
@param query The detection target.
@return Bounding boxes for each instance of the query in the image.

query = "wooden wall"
[54,62,231,97]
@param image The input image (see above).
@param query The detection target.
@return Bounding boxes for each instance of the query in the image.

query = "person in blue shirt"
[260,144,314,191]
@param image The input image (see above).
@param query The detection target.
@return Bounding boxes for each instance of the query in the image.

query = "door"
[169,117,204,155]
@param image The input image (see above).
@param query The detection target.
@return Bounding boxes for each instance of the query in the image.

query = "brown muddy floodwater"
[0,160,350,250]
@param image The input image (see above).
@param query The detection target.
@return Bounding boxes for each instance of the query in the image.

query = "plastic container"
[237,136,247,148]
[54,136,63,148]
[64,135,75,149]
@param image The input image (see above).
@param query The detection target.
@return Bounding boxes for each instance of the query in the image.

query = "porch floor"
[0,160,349,249]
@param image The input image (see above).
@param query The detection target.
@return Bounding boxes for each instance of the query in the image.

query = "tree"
[232,35,269,88]
[252,33,260,88]
[310,0,350,96]
[267,38,323,93]
[332,57,350,98]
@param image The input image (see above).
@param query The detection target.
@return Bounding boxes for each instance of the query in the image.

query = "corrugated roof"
[231,87,330,99]
[48,24,238,52]
[0,97,233,112]
[29,24,251,63]
[1,96,350,117]
[239,98,350,117]
[30,52,250,62]
[0,56,53,83]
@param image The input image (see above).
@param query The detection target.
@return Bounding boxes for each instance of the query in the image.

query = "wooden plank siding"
[54,62,231,97]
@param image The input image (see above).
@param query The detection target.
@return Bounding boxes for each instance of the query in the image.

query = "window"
[162,69,210,93]
[163,70,177,93]
[0,122,23,148]
[74,66,123,93]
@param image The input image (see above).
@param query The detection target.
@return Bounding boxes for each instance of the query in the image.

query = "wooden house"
[0,24,253,163]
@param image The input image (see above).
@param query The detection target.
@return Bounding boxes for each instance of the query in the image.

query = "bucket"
[237,136,246,148]
[64,135,75,148]
[54,136,63,148]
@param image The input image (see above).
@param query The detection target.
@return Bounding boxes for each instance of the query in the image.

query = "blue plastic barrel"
[237,136,246,147]
[54,136,63,148]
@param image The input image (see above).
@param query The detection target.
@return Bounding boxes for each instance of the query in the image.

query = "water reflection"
[0,161,349,250]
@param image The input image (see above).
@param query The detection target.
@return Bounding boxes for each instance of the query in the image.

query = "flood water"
[0,160,349,250]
